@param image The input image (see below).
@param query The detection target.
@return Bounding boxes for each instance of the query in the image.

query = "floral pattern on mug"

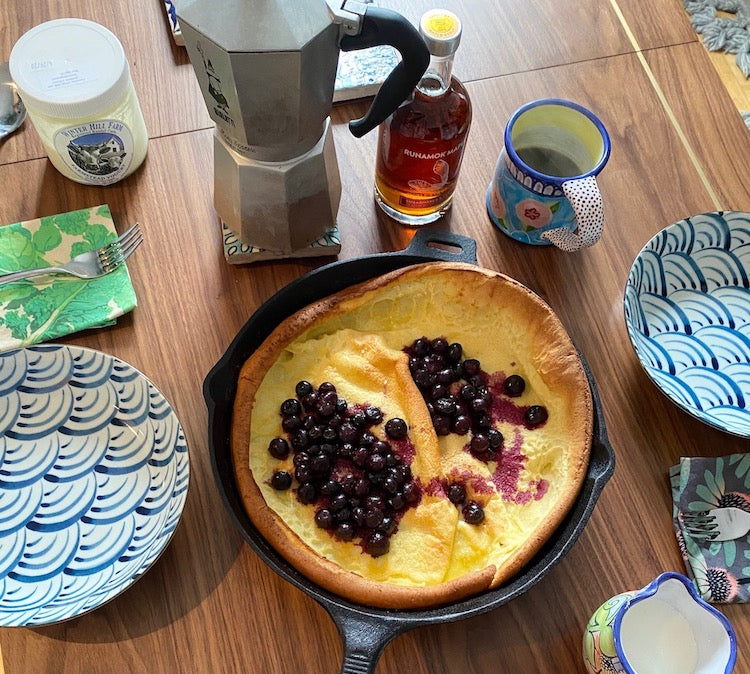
[489,183,506,221]
[515,199,556,229]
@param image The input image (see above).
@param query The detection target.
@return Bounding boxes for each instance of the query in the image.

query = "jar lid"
[9,18,130,120]
[419,9,462,58]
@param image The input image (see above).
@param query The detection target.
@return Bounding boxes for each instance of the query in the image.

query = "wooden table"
[2,1,750,672]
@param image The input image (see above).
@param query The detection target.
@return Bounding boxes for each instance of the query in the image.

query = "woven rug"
[684,0,750,127]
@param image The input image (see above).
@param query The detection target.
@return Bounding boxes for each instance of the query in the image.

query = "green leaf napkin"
[0,205,137,352]
[671,454,750,603]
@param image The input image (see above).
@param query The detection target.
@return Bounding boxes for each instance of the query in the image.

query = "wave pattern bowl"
[624,211,750,437]
[0,344,189,626]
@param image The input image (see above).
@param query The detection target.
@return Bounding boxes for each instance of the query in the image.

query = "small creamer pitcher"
[583,572,737,674]
[486,98,610,252]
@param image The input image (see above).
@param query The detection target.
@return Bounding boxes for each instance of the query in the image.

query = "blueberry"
[364,531,390,557]
[319,479,340,496]
[459,384,476,401]
[301,392,318,410]
[503,374,526,397]
[314,508,334,529]
[447,342,463,362]
[280,398,302,417]
[354,478,370,497]
[413,338,430,356]
[367,453,386,472]
[470,433,489,454]
[365,406,383,424]
[462,501,485,525]
[297,483,316,504]
[431,337,448,353]
[434,397,457,416]
[488,428,504,450]
[433,415,451,436]
[452,414,472,435]
[295,380,313,398]
[403,481,421,503]
[270,470,292,490]
[268,437,290,460]
[335,522,356,541]
[463,358,481,376]
[447,483,466,504]
[525,405,548,427]
[281,415,302,433]
[385,417,408,439]
[365,508,384,529]
[291,429,309,450]
[338,421,358,443]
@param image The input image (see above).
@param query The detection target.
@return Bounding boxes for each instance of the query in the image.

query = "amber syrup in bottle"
[375,9,472,225]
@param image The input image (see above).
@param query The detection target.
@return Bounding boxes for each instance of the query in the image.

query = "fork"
[681,507,750,542]
[0,222,142,286]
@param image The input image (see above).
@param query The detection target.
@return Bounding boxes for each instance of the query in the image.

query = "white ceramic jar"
[9,18,148,185]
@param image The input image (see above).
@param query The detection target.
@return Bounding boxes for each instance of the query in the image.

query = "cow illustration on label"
[53,120,135,185]
[67,134,127,175]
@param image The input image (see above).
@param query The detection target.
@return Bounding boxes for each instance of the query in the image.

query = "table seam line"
[608,0,722,210]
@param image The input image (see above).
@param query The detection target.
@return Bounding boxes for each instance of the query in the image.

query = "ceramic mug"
[486,98,611,252]
[582,572,737,674]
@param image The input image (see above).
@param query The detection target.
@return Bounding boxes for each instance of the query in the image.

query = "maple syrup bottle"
[374,9,472,225]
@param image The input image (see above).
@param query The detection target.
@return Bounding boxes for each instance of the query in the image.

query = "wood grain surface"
[1,1,749,673]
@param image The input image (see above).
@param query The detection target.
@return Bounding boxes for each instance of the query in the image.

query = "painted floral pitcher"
[486,98,610,252]
[583,572,736,673]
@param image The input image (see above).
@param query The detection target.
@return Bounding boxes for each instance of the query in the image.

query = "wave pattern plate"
[624,211,750,437]
[0,345,189,626]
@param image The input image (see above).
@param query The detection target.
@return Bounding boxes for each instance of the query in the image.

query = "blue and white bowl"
[624,211,750,437]
[0,345,189,626]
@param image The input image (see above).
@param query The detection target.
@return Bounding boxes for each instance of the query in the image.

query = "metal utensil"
[682,507,750,542]
[0,61,26,141]
[0,223,142,285]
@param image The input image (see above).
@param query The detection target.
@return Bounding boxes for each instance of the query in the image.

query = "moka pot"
[178,0,429,255]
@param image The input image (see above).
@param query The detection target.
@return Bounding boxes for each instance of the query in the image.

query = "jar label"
[53,119,134,185]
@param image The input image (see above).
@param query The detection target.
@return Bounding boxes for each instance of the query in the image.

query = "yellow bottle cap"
[419,10,462,57]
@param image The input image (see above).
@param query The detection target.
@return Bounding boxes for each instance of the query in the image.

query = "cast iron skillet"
[203,230,615,673]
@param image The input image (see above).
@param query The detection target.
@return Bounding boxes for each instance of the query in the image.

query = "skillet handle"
[402,229,478,264]
[326,605,407,674]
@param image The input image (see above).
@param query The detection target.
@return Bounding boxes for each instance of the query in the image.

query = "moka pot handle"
[339,6,429,138]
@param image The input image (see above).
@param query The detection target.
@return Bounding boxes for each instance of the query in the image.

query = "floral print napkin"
[0,205,137,352]
[671,454,750,603]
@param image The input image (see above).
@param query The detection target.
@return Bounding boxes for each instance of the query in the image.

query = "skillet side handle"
[403,229,478,264]
[327,606,407,674]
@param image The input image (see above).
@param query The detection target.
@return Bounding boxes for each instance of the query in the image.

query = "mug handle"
[541,176,604,252]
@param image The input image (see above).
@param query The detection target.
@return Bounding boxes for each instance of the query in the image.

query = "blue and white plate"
[624,211,750,437]
[0,345,189,626]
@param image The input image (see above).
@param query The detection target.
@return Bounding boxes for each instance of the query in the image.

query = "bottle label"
[53,119,135,185]
[394,138,465,208]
